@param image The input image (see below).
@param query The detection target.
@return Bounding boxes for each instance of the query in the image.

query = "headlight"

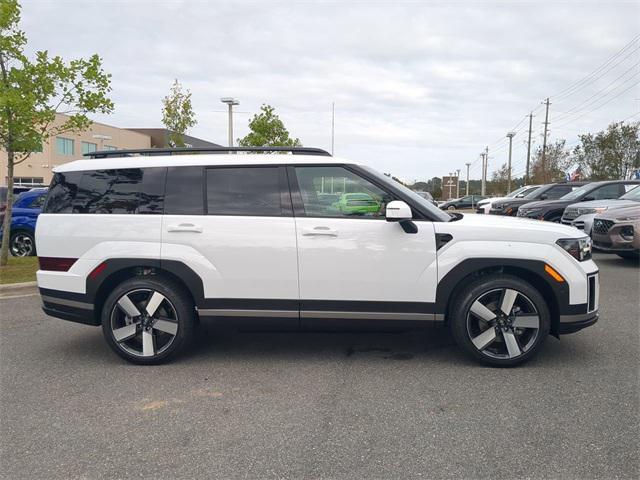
[556,237,592,261]
[520,208,541,216]
[578,207,608,215]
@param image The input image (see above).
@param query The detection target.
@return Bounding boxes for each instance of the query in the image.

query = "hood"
[435,212,585,243]
[596,204,640,221]
[568,199,637,210]
[492,197,532,208]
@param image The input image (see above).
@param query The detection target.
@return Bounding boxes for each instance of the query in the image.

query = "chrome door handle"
[167,223,203,233]
[302,226,338,237]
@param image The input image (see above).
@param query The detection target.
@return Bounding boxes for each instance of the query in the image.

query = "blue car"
[0,188,48,257]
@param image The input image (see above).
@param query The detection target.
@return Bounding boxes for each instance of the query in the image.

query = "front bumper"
[558,311,599,334]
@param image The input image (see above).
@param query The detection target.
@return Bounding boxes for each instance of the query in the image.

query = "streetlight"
[506,131,516,193]
[220,97,240,147]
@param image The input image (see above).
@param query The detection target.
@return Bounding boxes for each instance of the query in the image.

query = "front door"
[290,165,438,325]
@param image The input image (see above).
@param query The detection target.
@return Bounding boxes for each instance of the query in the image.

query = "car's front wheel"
[101,276,195,364]
[450,274,550,367]
[447,205,456,211]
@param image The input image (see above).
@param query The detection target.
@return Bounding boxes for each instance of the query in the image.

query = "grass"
[0,256,38,285]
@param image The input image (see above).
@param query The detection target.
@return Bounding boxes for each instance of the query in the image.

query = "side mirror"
[539,193,548,200]
[516,193,525,198]
[386,200,412,221]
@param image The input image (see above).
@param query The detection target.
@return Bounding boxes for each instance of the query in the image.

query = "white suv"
[36,147,599,366]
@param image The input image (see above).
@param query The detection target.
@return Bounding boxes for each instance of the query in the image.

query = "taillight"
[38,257,77,271]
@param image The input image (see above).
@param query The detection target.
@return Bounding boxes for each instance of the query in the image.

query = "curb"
[0,281,38,297]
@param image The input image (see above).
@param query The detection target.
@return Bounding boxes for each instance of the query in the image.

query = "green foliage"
[161,79,196,147]
[0,0,113,265]
[238,104,301,147]
[573,121,639,180]
[529,139,571,184]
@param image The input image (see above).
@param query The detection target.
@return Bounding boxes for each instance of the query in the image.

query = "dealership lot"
[0,253,638,480]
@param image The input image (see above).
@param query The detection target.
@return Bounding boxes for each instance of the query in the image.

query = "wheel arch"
[437,259,565,336]
[88,259,205,324]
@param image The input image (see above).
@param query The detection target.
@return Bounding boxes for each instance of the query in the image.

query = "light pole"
[220,97,240,147]
[506,131,515,193]
[465,162,471,195]
[456,169,461,198]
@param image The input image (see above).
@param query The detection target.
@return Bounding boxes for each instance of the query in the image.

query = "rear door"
[290,165,438,325]
[160,165,299,321]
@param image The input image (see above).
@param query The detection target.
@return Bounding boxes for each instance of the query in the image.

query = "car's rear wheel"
[101,276,195,364]
[450,274,550,367]
[10,231,36,257]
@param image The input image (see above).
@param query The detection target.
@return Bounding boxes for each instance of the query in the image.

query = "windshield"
[507,185,530,198]
[620,185,640,201]
[361,166,451,221]
[560,183,594,201]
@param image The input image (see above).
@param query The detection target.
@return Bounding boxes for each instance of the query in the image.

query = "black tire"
[10,230,36,257]
[449,274,551,367]
[101,275,196,365]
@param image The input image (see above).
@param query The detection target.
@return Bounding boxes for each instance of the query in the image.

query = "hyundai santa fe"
[36,147,599,367]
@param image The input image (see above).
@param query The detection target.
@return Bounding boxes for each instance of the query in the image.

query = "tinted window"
[546,185,573,199]
[295,166,392,218]
[206,167,281,216]
[43,172,83,213]
[44,168,165,214]
[164,166,204,215]
[590,183,622,200]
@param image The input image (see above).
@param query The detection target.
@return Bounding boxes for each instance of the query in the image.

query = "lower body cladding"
[39,288,597,334]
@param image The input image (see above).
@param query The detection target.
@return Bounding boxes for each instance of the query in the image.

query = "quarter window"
[206,167,282,216]
[294,166,392,218]
[56,137,75,156]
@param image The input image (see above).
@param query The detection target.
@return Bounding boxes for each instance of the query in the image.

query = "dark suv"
[490,182,587,216]
[517,180,640,222]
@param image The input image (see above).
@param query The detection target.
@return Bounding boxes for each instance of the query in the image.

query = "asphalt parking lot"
[0,253,638,480]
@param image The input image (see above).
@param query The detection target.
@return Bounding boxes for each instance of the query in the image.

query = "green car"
[333,193,381,215]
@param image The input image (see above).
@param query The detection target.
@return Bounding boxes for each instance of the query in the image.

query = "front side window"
[81,142,97,154]
[590,183,622,200]
[206,167,282,216]
[56,137,75,156]
[548,185,574,199]
[295,166,392,218]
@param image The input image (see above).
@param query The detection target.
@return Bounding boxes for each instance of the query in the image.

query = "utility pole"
[541,98,551,182]
[448,172,454,199]
[525,112,533,183]
[456,169,461,198]
[481,147,488,196]
[506,132,515,194]
[465,162,471,195]
[221,97,240,147]
[331,102,335,156]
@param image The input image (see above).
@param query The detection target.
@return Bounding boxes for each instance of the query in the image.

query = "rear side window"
[590,183,622,200]
[546,185,572,199]
[206,167,282,216]
[43,168,165,214]
[164,166,204,215]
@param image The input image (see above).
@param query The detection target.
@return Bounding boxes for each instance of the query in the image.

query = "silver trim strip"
[41,295,93,311]
[198,309,299,318]
[301,311,438,321]
[198,309,445,321]
[559,311,599,324]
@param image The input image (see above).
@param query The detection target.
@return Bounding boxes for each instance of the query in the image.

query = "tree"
[573,121,639,180]
[0,0,113,266]
[529,139,571,184]
[161,79,196,147]
[238,104,301,147]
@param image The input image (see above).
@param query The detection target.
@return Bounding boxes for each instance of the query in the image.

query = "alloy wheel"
[466,288,540,360]
[10,233,34,257]
[110,288,179,358]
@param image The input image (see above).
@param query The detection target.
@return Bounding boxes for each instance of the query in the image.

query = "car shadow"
[593,253,639,269]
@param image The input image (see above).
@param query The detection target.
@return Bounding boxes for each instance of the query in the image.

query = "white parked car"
[562,185,640,234]
[36,147,599,367]
[475,185,541,214]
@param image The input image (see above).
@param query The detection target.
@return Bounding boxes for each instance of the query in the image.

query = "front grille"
[563,208,579,221]
[593,219,614,235]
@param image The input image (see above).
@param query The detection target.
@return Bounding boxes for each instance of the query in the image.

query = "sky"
[21,0,640,182]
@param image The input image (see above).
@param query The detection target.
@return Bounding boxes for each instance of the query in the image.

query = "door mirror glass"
[539,193,548,200]
[385,200,412,221]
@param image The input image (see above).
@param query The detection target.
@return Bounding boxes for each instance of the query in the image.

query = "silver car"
[562,185,640,234]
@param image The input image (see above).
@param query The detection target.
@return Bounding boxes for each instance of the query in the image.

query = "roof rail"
[84,146,331,159]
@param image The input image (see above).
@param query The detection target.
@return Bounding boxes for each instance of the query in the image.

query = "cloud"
[20,0,639,180]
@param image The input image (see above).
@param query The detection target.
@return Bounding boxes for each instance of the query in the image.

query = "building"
[0,114,221,186]
[127,128,221,149]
